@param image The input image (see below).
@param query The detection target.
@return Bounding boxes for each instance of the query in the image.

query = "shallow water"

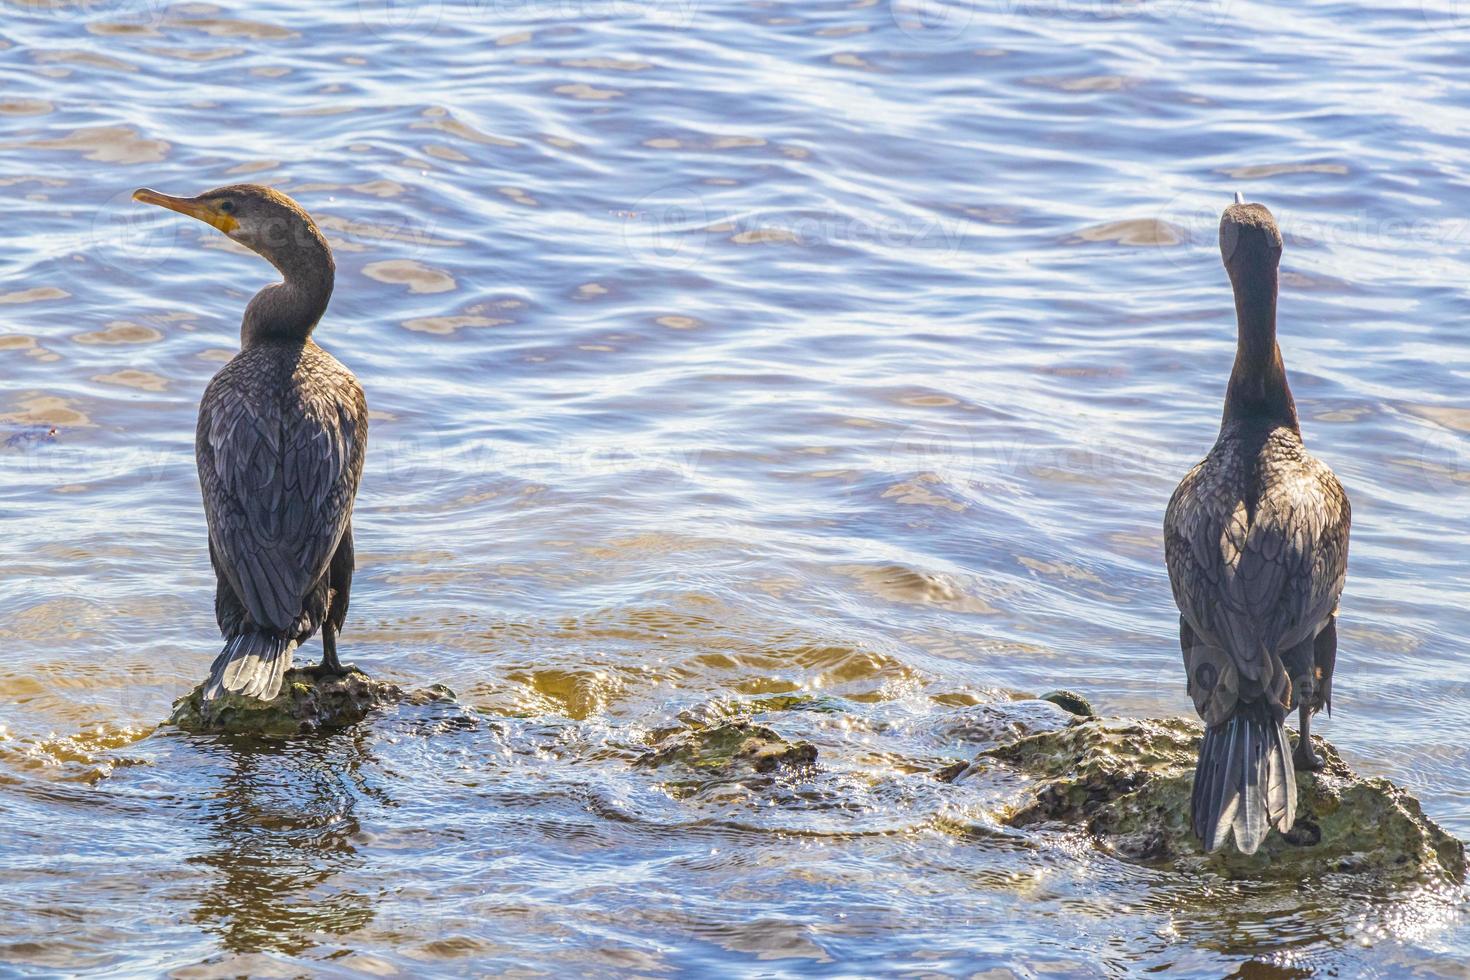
[2,0,1469,974]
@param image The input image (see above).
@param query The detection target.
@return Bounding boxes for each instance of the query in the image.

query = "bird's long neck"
[1221,261,1298,433]
[240,226,335,349]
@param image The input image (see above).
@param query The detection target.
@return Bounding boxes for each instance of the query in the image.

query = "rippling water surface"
[2,0,1469,974]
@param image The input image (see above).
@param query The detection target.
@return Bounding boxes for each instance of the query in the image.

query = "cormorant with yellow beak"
[134,184,368,701]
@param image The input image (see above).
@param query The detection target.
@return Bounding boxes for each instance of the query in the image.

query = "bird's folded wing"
[1237,463,1351,655]
[197,374,366,634]
[1166,459,1349,701]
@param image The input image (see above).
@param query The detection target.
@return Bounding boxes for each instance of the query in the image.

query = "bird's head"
[132,183,329,276]
[1219,197,1283,281]
[133,182,335,342]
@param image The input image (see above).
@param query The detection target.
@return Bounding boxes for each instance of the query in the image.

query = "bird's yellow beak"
[132,188,239,234]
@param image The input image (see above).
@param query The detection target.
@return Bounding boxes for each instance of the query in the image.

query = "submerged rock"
[1038,689,1095,718]
[637,721,818,775]
[168,668,421,736]
[935,698,1076,752]
[966,715,1465,883]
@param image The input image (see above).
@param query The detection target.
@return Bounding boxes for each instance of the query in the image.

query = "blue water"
[1,0,1468,974]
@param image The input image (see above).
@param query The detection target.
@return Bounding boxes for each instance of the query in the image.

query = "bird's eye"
[219,200,236,214]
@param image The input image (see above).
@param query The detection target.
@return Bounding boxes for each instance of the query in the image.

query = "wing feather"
[1165,426,1349,708]
[197,344,367,635]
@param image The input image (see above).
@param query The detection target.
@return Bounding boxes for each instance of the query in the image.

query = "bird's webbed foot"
[1293,700,1324,771]
[300,659,356,679]
[303,626,355,679]
[1293,738,1323,772]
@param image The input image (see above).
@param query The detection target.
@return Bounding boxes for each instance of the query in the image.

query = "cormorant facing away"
[134,184,368,702]
[1163,196,1350,855]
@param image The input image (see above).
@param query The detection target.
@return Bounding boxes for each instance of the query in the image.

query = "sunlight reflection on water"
[1,0,1469,972]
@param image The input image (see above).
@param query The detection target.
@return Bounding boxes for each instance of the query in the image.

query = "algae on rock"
[966,714,1465,884]
[637,721,818,777]
[168,668,413,736]
[1038,689,1094,718]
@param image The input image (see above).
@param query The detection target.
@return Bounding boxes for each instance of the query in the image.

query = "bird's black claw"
[301,660,355,679]
[1293,742,1323,772]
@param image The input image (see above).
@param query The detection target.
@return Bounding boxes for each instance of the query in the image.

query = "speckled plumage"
[199,340,367,658]
[1163,200,1351,854]
[136,182,368,702]
[1166,423,1349,724]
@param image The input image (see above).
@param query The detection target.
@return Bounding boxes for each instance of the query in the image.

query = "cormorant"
[134,184,368,701]
[1163,195,1351,854]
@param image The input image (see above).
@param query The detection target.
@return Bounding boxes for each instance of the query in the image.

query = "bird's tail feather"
[1191,699,1296,854]
[204,633,297,702]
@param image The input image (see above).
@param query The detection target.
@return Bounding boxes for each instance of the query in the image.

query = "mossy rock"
[1038,689,1094,718]
[636,721,818,775]
[935,698,1076,750]
[168,668,418,736]
[972,716,1465,883]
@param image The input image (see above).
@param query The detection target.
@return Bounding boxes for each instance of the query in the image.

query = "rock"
[636,721,818,775]
[967,715,1465,883]
[672,693,846,732]
[168,668,419,736]
[937,698,1076,747]
[1038,689,1094,718]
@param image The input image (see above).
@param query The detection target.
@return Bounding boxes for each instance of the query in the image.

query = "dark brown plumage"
[1163,197,1350,854]
[135,183,368,701]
